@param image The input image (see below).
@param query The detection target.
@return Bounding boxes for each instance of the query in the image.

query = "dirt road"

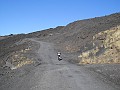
[0,39,119,90]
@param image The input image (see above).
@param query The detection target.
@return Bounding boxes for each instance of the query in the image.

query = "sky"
[0,0,120,36]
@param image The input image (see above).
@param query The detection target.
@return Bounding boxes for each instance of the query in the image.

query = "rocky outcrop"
[79,25,120,64]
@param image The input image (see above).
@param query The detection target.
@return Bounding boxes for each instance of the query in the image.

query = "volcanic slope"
[0,13,120,90]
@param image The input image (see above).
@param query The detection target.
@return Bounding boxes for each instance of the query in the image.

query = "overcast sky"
[0,0,120,35]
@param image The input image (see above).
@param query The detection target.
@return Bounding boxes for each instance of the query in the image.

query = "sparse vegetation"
[79,26,120,64]
[10,49,34,70]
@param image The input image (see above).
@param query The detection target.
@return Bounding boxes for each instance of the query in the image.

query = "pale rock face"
[79,25,120,64]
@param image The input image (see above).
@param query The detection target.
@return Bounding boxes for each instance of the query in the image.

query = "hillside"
[0,13,120,89]
[79,26,120,64]
[35,13,120,64]
[0,36,7,40]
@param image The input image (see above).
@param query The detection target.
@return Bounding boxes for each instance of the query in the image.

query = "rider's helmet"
[57,52,61,56]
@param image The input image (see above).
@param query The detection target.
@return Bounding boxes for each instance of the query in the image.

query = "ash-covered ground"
[0,13,120,90]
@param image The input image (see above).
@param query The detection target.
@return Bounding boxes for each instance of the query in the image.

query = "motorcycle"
[57,52,62,61]
[58,56,62,61]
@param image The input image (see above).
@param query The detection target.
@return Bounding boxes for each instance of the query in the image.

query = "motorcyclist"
[57,52,62,61]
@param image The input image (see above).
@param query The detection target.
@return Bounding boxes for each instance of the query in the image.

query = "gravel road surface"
[0,39,119,90]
